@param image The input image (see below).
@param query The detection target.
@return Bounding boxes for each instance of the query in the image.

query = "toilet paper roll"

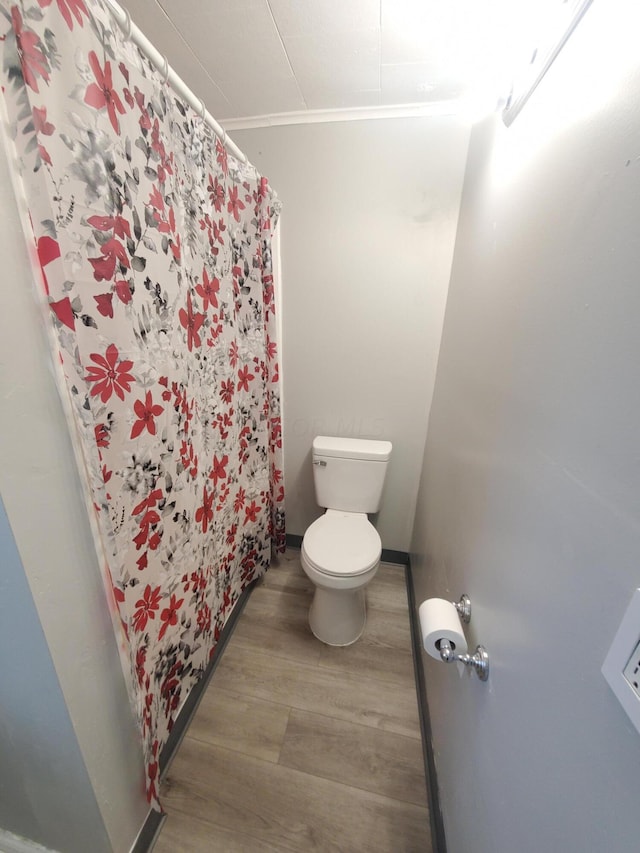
[419,598,468,660]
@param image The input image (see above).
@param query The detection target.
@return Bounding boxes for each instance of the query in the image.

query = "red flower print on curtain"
[37,0,88,30]
[1,0,285,809]
[84,50,126,133]
[85,343,135,402]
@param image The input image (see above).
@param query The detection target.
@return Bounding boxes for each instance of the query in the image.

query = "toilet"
[301,435,392,646]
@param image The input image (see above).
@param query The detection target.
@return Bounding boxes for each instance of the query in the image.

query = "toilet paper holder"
[440,594,489,681]
[438,638,490,681]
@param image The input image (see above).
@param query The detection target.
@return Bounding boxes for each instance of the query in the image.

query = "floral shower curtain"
[0,0,284,806]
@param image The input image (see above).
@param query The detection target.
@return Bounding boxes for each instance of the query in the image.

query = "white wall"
[411,2,640,851]
[232,117,469,551]
[0,123,148,851]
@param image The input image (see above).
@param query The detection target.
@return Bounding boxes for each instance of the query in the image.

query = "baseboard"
[158,576,258,779]
[285,533,409,567]
[381,548,409,565]
[0,814,161,853]
[130,809,165,853]
[130,576,259,851]
[285,532,303,549]
[405,560,447,853]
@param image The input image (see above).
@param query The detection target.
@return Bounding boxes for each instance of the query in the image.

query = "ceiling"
[117,0,536,125]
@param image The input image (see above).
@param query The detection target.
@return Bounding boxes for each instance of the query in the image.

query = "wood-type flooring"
[154,548,430,852]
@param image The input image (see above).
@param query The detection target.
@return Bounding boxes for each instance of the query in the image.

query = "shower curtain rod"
[103,0,249,166]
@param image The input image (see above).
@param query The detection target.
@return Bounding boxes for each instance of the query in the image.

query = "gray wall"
[411,2,640,851]
[0,118,149,850]
[232,117,469,552]
[0,498,111,853]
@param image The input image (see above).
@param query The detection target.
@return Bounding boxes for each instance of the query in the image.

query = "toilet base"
[308,586,366,646]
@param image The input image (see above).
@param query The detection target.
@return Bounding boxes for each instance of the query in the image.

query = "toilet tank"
[312,436,392,513]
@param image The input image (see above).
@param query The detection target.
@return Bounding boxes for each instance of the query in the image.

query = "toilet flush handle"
[313,460,327,467]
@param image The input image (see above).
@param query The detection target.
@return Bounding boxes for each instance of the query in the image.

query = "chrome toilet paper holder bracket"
[444,594,489,681]
[452,594,471,624]
[438,638,490,681]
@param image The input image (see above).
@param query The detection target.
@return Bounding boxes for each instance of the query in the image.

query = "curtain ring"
[122,7,133,39]
[161,55,170,84]
[198,98,207,121]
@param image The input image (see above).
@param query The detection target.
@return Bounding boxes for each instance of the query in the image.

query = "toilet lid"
[302,512,381,577]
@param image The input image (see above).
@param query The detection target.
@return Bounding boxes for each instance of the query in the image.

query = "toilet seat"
[302,510,381,577]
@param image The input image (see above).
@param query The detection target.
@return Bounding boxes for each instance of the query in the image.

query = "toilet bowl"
[301,435,392,646]
[301,510,381,645]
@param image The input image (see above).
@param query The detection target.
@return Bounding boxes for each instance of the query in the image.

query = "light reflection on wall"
[489,2,640,191]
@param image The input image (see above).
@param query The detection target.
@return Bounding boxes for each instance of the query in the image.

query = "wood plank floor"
[154,548,430,852]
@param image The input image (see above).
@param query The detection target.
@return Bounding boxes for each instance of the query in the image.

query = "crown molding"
[221,100,463,131]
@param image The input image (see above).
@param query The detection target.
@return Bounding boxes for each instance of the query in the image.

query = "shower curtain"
[0,0,284,806]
